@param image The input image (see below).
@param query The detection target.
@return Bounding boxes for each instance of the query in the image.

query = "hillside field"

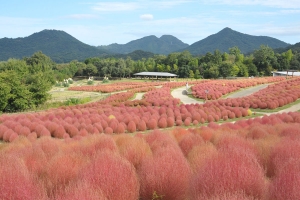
[0,77,299,199]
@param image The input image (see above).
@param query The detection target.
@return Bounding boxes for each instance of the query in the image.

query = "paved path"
[171,84,300,113]
[172,84,270,104]
[225,84,269,98]
[278,103,300,113]
[171,87,202,104]
[133,93,145,100]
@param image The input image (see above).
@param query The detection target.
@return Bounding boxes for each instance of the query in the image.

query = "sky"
[1,0,300,46]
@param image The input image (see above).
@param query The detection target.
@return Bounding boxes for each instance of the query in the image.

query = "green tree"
[253,45,275,76]
[194,69,200,79]
[230,64,240,77]
[219,62,232,78]
[172,64,179,74]
[0,82,11,111]
[0,71,33,112]
[213,50,223,65]
[26,72,52,106]
[205,65,219,79]
[189,70,194,80]
[85,63,98,77]
[229,46,241,58]
[178,65,190,78]
[237,63,248,77]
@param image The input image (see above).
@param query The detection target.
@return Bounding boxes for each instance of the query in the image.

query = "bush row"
[0,112,299,199]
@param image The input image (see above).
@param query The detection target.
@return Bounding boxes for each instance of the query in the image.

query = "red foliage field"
[216,77,300,109]
[191,77,285,100]
[1,77,300,199]
[0,112,300,199]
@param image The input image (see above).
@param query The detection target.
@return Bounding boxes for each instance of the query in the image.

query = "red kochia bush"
[268,159,300,200]
[52,125,66,138]
[167,117,174,127]
[158,117,168,128]
[0,154,47,200]
[43,152,88,196]
[3,129,16,142]
[190,149,266,199]
[79,150,140,200]
[137,120,147,131]
[268,138,300,177]
[127,121,137,133]
[179,133,204,156]
[146,118,157,130]
[115,135,152,169]
[54,181,107,200]
[104,127,113,134]
[138,146,191,200]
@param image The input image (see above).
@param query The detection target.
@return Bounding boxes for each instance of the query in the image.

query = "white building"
[272,71,300,77]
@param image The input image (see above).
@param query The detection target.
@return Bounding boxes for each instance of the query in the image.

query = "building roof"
[133,72,177,77]
[272,71,300,76]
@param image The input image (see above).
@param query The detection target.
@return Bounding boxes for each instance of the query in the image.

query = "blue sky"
[1,0,299,46]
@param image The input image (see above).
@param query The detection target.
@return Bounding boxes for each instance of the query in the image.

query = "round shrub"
[127,121,136,133]
[158,118,167,129]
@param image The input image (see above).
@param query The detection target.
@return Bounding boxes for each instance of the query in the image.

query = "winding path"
[134,93,145,100]
[225,84,269,99]
[171,84,300,113]
[171,87,202,104]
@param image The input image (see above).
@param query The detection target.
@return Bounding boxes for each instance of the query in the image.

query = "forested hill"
[275,42,300,54]
[0,29,109,63]
[183,27,290,55]
[97,35,189,55]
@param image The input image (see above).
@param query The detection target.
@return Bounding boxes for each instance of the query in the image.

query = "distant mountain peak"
[183,27,290,55]
[98,34,189,55]
[0,29,108,63]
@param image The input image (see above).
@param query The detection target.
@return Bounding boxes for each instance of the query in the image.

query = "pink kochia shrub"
[0,154,47,200]
[138,131,191,200]
[79,150,140,200]
[190,149,266,199]
[1,112,300,199]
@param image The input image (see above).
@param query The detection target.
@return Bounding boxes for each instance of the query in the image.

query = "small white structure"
[272,71,300,77]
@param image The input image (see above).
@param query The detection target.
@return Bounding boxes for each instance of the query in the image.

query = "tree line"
[0,45,299,112]
[73,45,299,79]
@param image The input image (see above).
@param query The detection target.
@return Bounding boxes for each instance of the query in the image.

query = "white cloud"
[91,1,194,12]
[140,14,154,20]
[67,14,98,19]
[0,16,43,26]
[153,0,195,8]
[251,24,300,36]
[92,2,140,12]
[204,0,300,9]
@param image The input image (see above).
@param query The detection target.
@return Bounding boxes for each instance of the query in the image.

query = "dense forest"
[82,45,299,79]
[0,45,299,112]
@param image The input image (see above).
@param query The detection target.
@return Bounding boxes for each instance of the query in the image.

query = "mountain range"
[0,30,108,63]
[184,27,290,55]
[0,28,292,63]
[98,35,189,55]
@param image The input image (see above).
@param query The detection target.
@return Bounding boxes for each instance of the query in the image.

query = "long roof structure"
[272,71,300,76]
[133,72,177,77]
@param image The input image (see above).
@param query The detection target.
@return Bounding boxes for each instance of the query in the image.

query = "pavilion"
[133,72,177,81]
[272,70,300,77]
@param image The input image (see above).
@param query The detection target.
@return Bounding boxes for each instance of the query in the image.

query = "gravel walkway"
[133,93,145,100]
[225,84,269,98]
[171,84,300,113]
[171,87,202,104]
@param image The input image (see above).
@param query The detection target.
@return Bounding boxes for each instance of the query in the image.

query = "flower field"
[0,77,300,199]
[191,77,285,100]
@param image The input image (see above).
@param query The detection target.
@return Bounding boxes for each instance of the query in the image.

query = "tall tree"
[85,63,98,77]
[219,62,232,78]
[178,65,190,78]
[253,45,276,76]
